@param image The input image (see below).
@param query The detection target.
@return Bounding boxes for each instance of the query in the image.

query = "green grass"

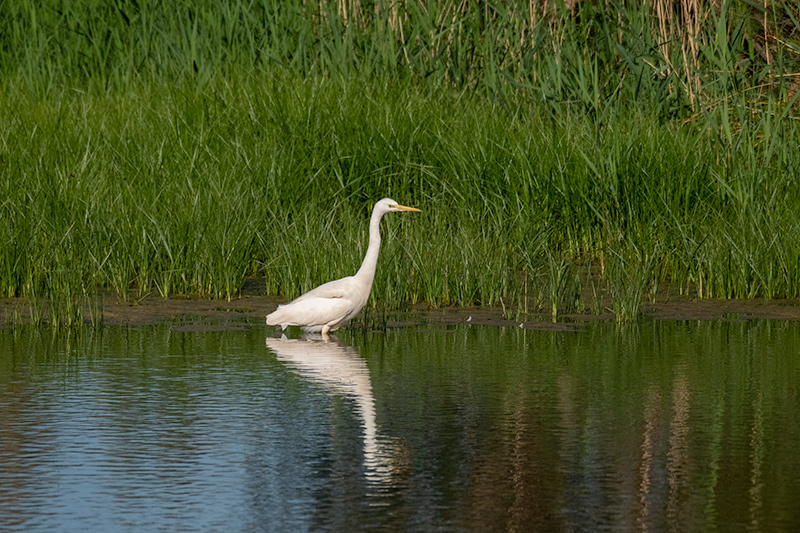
[0,1,799,325]
[2,1,798,110]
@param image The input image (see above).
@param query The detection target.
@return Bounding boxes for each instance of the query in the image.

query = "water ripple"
[2,323,800,531]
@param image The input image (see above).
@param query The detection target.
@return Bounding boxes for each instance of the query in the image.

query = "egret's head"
[378,197,421,214]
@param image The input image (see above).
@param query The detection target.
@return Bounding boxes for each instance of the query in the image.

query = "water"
[1,320,799,531]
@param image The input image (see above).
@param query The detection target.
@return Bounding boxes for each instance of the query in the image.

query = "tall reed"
[1,1,797,111]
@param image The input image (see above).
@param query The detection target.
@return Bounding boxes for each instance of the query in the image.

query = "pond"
[1,320,799,531]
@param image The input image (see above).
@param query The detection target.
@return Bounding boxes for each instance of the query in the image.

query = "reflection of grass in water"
[2,321,798,528]
[1,2,799,325]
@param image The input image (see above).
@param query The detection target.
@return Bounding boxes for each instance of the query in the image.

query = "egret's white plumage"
[267,198,420,337]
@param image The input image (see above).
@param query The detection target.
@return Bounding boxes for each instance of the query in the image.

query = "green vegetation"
[1,0,799,325]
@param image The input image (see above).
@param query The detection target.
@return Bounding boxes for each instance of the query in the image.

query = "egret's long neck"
[354,206,384,286]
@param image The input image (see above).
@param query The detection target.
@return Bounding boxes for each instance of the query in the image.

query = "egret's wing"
[289,276,358,303]
[267,296,354,328]
[267,275,371,328]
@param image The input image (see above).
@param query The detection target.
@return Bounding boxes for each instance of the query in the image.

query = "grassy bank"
[1,1,799,325]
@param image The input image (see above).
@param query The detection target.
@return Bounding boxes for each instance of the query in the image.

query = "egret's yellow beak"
[393,204,421,212]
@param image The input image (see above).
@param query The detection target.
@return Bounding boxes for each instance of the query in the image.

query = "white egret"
[266,198,420,337]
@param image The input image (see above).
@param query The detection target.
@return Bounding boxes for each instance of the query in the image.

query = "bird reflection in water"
[265,334,394,486]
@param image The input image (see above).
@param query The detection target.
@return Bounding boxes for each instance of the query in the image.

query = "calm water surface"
[1,320,799,531]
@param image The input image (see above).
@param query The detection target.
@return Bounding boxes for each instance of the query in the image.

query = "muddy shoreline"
[3,279,800,331]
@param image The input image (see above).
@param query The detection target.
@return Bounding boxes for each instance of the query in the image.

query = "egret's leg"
[321,324,330,341]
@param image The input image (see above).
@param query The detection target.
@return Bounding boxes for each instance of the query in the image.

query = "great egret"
[266,198,420,337]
